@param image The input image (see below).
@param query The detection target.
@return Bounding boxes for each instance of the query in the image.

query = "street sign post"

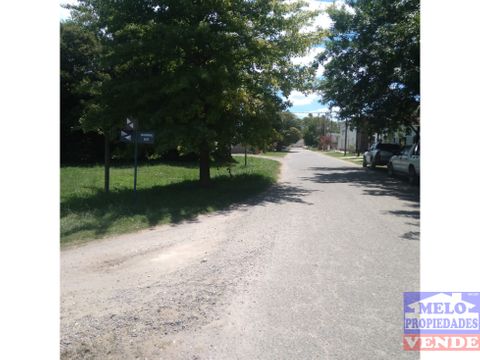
[119,118,155,203]
[126,117,134,130]
[120,130,132,143]
[137,132,155,144]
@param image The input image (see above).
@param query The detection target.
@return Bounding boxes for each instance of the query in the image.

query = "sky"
[60,0,344,119]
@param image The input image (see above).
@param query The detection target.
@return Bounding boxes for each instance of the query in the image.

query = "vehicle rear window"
[377,143,401,151]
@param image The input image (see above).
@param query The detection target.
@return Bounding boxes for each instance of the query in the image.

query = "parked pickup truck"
[363,143,402,168]
[387,143,420,185]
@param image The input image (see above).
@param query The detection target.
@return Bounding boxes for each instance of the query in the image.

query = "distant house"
[327,133,339,150]
[337,121,369,153]
[373,125,419,146]
[336,121,419,153]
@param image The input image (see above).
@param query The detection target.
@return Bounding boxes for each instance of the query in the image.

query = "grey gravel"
[61,149,419,359]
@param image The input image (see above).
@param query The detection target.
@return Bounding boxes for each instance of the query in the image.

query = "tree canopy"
[67,0,321,185]
[301,114,338,147]
[61,21,105,163]
[316,0,419,134]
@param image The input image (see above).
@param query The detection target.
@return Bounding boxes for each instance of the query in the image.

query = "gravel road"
[61,148,419,359]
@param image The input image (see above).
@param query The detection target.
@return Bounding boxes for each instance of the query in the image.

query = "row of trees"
[301,114,339,148]
[61,0,322,188]
[316,0,419,136]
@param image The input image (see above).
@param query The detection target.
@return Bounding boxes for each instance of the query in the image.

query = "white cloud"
[287,90,322,106]
[291,46,324,66]
[291,46,325,77]
[288,3,336,82]
[298,0,355,33]
[293,107,329,114]
[60,0,77,20]
[291,107,332,118]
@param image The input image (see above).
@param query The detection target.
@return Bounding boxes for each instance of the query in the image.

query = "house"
[373,125,419,147]
[335,124,420,152]
[337,121,369,153]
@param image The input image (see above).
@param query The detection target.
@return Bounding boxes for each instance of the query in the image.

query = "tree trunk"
[199,142,211,187]
[244,145,247,166]
[104,132,111,193]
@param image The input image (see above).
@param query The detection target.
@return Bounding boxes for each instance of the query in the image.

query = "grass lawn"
[262,151,290,157]
[319,150,364,166]
[61,156,280,245]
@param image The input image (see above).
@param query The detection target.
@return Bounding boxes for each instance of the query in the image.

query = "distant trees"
[64,0,321,187]
[301,114,338,147]
[271,112,303,150]
[284,127,302,146]
[317,0,419,134]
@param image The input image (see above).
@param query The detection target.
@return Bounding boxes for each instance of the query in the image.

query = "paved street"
[61,149,419,359]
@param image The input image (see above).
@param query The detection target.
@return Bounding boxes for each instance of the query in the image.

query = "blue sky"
[60,0,76,21]
[61,0,344,119]
[284,0,338,118]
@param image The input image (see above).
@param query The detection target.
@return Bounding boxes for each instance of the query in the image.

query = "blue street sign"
[137,132,155,144]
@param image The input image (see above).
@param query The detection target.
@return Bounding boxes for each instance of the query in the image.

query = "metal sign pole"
[133,119,139,200]
[120,117,155,204]
[121,118,155,205]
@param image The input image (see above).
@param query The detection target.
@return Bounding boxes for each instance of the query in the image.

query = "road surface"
[61,149,419,359]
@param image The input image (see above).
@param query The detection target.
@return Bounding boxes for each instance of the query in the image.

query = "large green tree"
[70,0,321,186]
[317,0,419,134]
[61,21,104,164]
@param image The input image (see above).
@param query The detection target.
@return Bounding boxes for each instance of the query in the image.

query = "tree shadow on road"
[401,231,420,240]
[303,166,419,204]
[303,166,420,240]
[61,174,313,244]
[243,182,316,206]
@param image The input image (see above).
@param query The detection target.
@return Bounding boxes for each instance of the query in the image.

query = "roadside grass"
[61,156,280,245]
[262,151,290,157]
[318,150,364,166]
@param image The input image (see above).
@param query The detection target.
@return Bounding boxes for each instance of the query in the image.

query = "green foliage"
[61,21,105,162]
[284,127,302,145]
[60,21,100,116]
[61,156,280,244]
[317,0,419,133]
[301,114,337,147]
[61,18,114,137]
[68,0,322,181]
[270,111,303,149]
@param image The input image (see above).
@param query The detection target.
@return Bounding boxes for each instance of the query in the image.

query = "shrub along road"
[61,148,419,359]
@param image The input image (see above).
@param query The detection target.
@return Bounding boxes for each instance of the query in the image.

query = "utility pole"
[344,120,348,156]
